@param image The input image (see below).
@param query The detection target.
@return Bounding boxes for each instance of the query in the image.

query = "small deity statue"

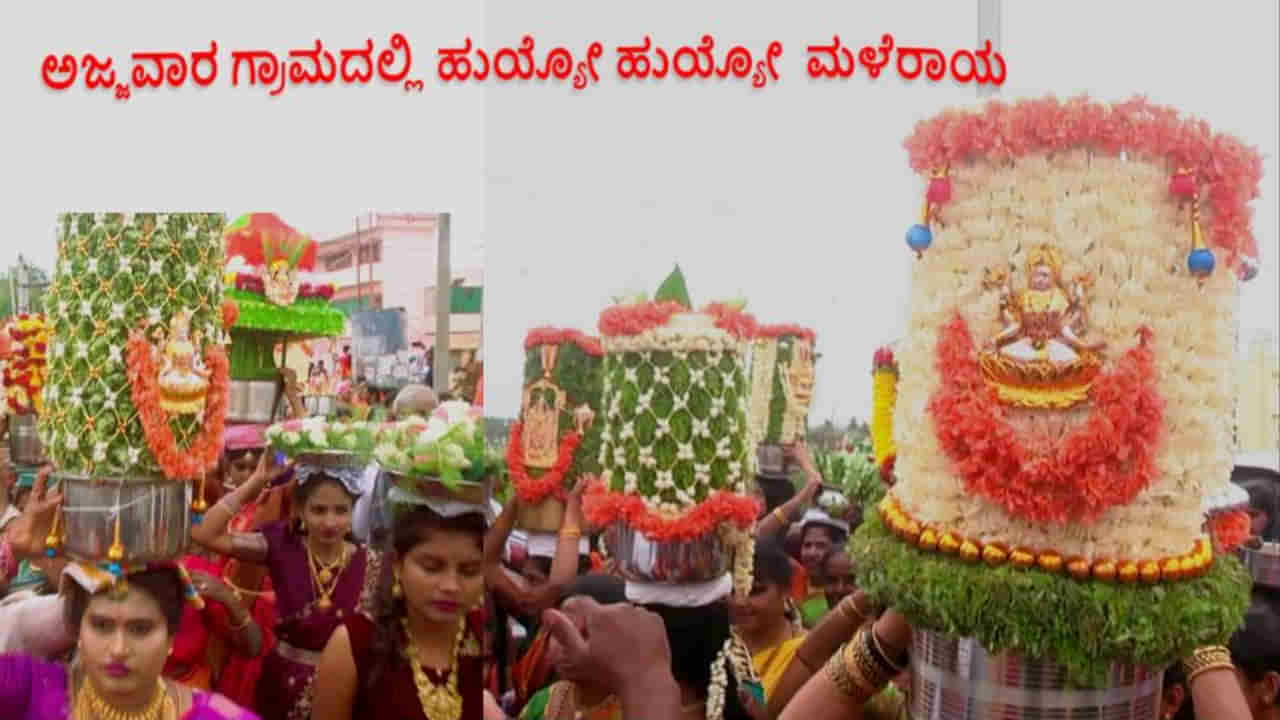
[261,259,299,306]
[155,310,211,415]
[979,245,1105,409]
[786,338,817,411]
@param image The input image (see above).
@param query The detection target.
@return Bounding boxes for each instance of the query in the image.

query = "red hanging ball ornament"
[927,176,952,204]
[1169,168,1196,200]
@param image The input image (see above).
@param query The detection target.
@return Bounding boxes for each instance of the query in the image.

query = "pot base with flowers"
[508,327,604,531]
[223,213,346,423]
[373,400,495,507]
[852,97,1260,710]
[39,213,229,570]
[582,266,763,720]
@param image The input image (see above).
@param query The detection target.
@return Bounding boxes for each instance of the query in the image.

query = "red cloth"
[345,614,483,720]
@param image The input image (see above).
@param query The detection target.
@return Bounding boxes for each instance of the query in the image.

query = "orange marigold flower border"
[506,421,582,505]
[927,313,1163,526]
[582,477,761,542]
[1209,509,1252,553]
[598,301,758,341]
[903,95,1265,265]
[523,327,604,357]
[125,331,229,481]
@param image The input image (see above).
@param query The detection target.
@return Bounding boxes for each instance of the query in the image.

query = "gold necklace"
[75,676,174,720]
[306,543,349,611]
[309,541,346,584]
[402,615,465,720]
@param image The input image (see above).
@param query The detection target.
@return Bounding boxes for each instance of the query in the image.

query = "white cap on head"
[802,507,850,536]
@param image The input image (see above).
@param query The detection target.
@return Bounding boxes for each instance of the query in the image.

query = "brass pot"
[515,497,567,533]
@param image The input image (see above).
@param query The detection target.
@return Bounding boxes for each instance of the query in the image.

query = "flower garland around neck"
[506,421,582,505]
[927,313,1163,526]
[126,329,229,480]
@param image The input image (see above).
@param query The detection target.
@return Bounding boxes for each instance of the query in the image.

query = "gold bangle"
[560,528,581,540]
[849,628,894,691]
[1182,645,1234,684]
[869,625,907,676]
[824,641,877,699]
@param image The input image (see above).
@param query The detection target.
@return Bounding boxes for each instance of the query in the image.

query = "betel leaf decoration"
[654,265,692,309]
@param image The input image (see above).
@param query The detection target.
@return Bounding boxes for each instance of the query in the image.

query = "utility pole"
[978,0,1002,98]
[435,213,452,396]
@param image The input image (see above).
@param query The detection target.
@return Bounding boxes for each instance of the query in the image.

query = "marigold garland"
[506,421,582,504]
[4,314,50,416]
[125,330,229,480]
[903,95,1265,266]
[928,313,1163,526]
[870,347,898,473]
[523,327,604,357]
[582,477,761,542]
[221,299,240,330]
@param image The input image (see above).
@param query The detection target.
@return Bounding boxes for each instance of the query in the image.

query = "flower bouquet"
[373,400,493,505]
[4,313,51,466]
[813,449,886,512]
[265,417,378,468]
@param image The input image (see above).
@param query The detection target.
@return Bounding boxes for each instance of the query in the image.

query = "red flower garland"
[756,324,817,343]
[1209,510,1251,553]
[878,453,896,484]
[125,331,230,481]
[506,421,582,504]
[582,477,761,542]
[523,327,604,357]
[598,301,685,337]
[221,299,239,330]
[699,303,758,340]
[904,96,1264,266]
[928,313,1163,526]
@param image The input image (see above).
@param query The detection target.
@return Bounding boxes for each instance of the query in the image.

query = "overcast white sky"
[481,0,1279,423]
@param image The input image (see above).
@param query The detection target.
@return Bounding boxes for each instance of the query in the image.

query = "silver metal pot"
[306,395,335,417]
[8,414,46,466]
[614,522,732,584]
[908,628,1165,720]
[58,472,191,564]
[1242,539,1280,589]
[756,443,795,478]
[228,380,280,424]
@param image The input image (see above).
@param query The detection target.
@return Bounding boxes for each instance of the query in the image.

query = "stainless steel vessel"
[909,628,1164,720]
[8,414,46,466]
[614,522,732,584]
[58,472,191,564]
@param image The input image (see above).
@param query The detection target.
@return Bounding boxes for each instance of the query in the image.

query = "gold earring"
[392,573,403,599]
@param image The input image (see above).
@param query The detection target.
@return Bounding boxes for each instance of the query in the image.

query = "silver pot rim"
[613,521,732,584]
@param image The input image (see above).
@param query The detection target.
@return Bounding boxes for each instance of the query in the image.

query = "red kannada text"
[615,36,783,88]
[231,34,413,96]
[806,35,1005,85]
[437,36,604,90]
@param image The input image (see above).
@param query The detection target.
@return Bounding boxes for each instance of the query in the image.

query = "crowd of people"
[0,383,487,720]
[481,444,1280,720]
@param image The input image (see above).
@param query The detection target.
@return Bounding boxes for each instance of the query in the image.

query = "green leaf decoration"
[40,212,227,477]
[654,265,692,309]
[851,511,1252,688]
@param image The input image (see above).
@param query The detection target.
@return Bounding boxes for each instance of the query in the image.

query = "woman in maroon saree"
[192,453,382,720]
[313,504,487,720]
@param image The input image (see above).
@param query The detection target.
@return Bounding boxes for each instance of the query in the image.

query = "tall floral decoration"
[870,346,898,483]
[4,314,50,415]
[507,327,604,530]
[40,213,229,481]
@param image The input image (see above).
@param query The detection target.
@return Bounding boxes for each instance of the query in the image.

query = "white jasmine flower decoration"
[147,307,163,327]
[624,471,639,493]
[86,258,98,275]
[654,418,669,438]
[66,434,79,451]
[690,367,706,386]
[620,422,635,440]
[710,396,725,418]
[692,418,710,438]
[76,341,89,360]
[613,447,627,465]
[672,394,687,411]
[656,470,675,490]
[624,367,639,384]
[677,443,695,461]
[69,386,84,406]
[149,258,164,275]
[93,442,109,463]
[282,431,301,446]
[638,446,656,468]
[109,303,125,321]
[79,300,92,317]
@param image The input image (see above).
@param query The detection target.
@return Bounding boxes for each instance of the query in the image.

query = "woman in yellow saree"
[731,538,806,702]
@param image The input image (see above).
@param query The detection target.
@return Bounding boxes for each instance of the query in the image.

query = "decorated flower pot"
[369,400,496,510]
[508,327,604,532]
[748,325,817,476]
[387,470,493,507]
[8,413,46,466]
[583,267,762,597]
[851,98,1261,694]
[908,628,1165,720]
[40,213,229,566]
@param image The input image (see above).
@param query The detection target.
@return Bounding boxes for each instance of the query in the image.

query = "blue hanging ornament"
[1187,198,1214,284]
[906,224,933,256]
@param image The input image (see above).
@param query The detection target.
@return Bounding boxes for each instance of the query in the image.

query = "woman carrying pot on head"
[730,538,806,707]
[0,473,260,719]
[312,503,488,720]
[191,451,382,720]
